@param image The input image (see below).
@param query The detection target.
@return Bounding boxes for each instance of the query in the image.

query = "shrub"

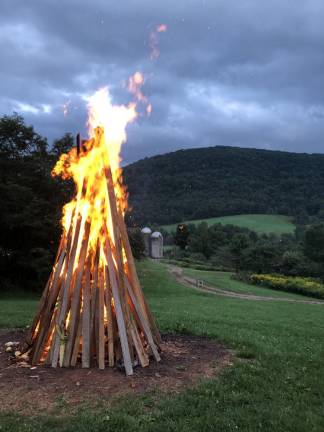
[162,258,227,272]
[249,274,324,299]
[189,252,207,263]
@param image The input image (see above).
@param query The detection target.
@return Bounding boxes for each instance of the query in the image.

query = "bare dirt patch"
[0,329,231,415]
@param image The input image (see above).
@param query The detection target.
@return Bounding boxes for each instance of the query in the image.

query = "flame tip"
[53,75,141,251]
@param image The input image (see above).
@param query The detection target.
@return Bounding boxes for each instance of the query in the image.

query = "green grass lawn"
[1,259,324,431]
[0,292,38,328]
[162,214,295,235]
[181,268,309,300]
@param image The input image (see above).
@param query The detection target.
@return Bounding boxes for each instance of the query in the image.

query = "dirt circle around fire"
[0,329,232,415]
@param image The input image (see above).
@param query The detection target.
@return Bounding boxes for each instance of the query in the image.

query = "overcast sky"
[1,0,324,164]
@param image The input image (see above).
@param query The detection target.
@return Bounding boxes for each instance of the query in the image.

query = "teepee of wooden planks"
[25,89,161,375]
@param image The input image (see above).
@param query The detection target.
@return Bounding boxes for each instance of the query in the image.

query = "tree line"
[169,222,324,278]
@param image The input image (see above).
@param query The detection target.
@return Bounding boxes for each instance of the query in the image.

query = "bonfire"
[24,85,161,375]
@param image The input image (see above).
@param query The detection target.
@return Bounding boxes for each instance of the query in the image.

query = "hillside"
[162,214,295,235]
[123,146,324,225]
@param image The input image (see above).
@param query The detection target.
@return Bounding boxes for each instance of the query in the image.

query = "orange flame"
[52,86,138,252]
[128,72,146,102]
[128,72,152,115]
[29,75,160,369]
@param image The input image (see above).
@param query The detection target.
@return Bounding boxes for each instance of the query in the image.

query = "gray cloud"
[1,0,324,164]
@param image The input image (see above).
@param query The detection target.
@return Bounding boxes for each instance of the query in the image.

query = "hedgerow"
[250,273,324,299]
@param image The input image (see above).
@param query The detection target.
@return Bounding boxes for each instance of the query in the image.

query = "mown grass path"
[170,265,324,305]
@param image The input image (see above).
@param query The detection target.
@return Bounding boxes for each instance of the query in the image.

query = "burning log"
[25,88,161,374]
[76,133,81,156]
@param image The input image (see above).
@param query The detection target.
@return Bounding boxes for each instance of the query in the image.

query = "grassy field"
[1,259,324,431]
[0,291,39,328]
[162,214,295,235]
[181,268,308,300]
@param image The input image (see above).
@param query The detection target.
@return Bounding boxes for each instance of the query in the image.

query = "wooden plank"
[44,314,57,365]
[125,278,161,362]
[76,133,81,156]
[30,284,57,363]
[31,244,67,364]
[39,311,56,364]
[63,220,91,367]
[70,310,82,366]
[90,245,99,366]
[28,235,66,348]
[98,267,105,370]
[27,232,67,346]
[26,274,52,347]
[38,218,76,361]
[104,165,129,311]
[118,211,162,346]
[94,296,99,365]
[103,164,135,368]
[104,238,133,375]
[104,265,114,367]
[51,214,82,367]
[82,257,92,368]
[129,317,149,367]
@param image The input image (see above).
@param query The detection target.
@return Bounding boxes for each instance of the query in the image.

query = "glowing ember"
[127,71,151,111]
[157,24,167,33]
[146,103,152,115]
[149,23,167,59]
[128,72,145,100]
[62,99,71,117]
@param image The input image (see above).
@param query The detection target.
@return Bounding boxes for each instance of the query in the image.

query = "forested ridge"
[124,146,324,225]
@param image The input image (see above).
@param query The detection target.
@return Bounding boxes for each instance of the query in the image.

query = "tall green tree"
[128,228,145,259]
[174,224,190,249]
[51,133,74,157]
[304,224,324,263]
[229,233,250,272]
[0,115,71,291]
[0,113,47,157]
[189,222,214,259]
